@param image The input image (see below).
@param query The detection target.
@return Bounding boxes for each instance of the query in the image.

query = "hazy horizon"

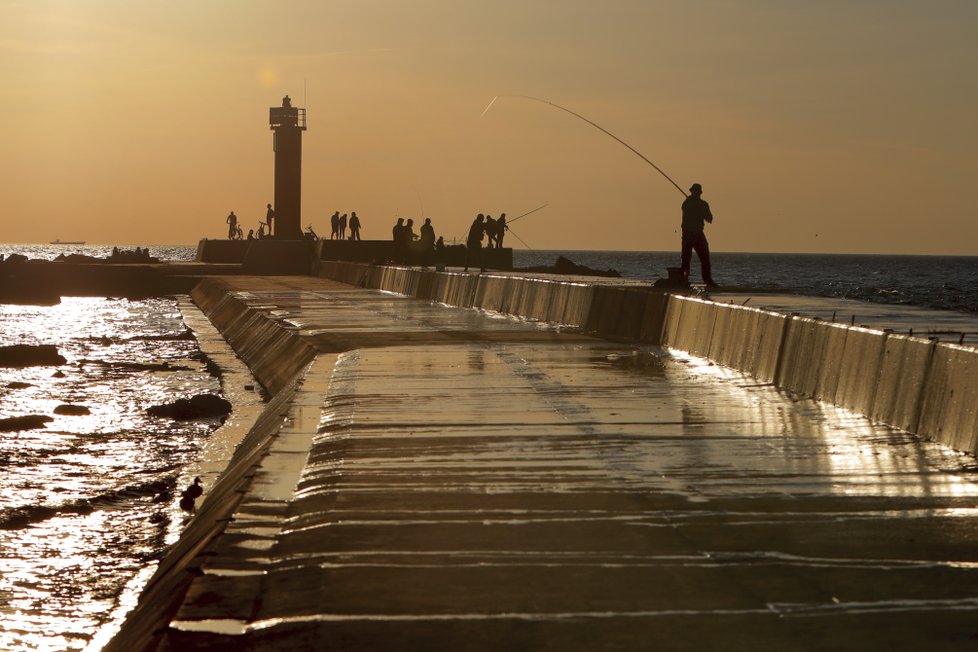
[2,1,975,255]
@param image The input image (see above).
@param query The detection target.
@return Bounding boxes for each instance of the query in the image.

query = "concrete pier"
[106,272,978,651]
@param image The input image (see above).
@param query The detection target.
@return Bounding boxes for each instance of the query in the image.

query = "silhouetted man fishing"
[680,183,717,288]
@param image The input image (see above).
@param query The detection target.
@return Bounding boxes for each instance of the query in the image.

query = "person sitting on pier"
[247,229,255,241]
[435,236,445,251]
[349,212,362,240]
[464,213,486,272]
[226,211,238,240]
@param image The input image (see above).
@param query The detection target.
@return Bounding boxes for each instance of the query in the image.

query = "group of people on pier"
[225,204,277,241]
[329,211,362,241]
[391,217,442,263]
[220,183,717,287]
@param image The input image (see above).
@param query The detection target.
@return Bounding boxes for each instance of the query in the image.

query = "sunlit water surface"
[0,297,221,650]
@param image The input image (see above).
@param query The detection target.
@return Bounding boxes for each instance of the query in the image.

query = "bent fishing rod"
[481,94,688,198]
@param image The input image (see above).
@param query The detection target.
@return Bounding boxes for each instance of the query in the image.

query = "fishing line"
[506,226,533,250]
[481,94,688,198]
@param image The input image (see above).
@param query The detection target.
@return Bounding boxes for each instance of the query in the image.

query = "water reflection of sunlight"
[0,297,220,651]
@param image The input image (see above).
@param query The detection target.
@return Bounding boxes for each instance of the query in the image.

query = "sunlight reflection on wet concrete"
[155,278,978,650]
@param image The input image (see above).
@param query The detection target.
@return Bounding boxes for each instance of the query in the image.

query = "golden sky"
[1,1,975,254]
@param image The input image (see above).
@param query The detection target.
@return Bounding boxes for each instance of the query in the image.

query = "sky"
[0,0,976,254]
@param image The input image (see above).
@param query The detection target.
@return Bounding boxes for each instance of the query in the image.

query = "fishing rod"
[481,94,688,198]
[507,202,549,225]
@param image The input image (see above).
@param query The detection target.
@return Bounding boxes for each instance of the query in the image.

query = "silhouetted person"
[226,211,238,240]
[485,215,498,248]
[680,183,717,288]
[349,212,361,240]
[464,213,486,272]
[435,236,445,251]
[339,213,348,239]
[265,204,275,237]
[392,217,405,262]
[496,213,507,248]
[419,218,435,250]
[247,229,255,240]
[330,211,340,240]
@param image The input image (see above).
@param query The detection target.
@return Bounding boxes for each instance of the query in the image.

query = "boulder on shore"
[146,394,232,420]
[0,344,67,368]
[54,404,91,416]
[0,415,54,432]
[517,255,622,278]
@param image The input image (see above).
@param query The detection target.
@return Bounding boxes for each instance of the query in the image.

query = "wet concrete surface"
[152,277,978,650]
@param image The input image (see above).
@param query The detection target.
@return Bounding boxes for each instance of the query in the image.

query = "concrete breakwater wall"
[318,261,978,455]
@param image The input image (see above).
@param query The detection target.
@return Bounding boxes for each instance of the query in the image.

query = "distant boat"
[49,239,86,245]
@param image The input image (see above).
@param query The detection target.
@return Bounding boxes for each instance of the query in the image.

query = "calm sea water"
[0,242,976,649]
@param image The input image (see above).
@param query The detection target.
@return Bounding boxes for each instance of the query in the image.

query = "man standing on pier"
[680,183,717,288]
[266,204,275,237]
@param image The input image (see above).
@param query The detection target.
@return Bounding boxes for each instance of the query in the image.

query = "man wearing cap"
[680,183,717,288]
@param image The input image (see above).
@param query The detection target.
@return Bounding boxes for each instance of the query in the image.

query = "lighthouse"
[269,95,306,240]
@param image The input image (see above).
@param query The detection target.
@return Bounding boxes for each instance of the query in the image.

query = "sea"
[0,243,976,650]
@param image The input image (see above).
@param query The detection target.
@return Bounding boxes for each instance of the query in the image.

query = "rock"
[0,344,67,368]
[6,381,33,389]
[54,404,91,416]
[52,370,67,378]
[0,414,54,432]
[3,253,28,264]
[516,256,621,278]
[146,393,232,420]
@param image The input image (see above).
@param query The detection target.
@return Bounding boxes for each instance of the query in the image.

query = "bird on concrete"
[179,477,203,512]
[184,476,204,500]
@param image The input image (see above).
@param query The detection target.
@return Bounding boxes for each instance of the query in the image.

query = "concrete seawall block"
[918,344,978,454]
[748,310,787,383]
[813,322,852,403]
[474,276,505,312]
[667,297,717,357]
[832,327,887,414]
[416,270,435,301]
[586,286,625,335]
[872,335,935,434]
[514,279,539,319]
[528,281,556,322]
[776,317,831,396]
[559,284,593,328]
[609,288,654,341]
[191,281,317,396]
[638,292,670,343]
[708,303,746,368]
[545,282,570,324]
[661,295,686,347]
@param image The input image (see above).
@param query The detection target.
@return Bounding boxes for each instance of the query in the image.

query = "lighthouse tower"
[269,95,307,240]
